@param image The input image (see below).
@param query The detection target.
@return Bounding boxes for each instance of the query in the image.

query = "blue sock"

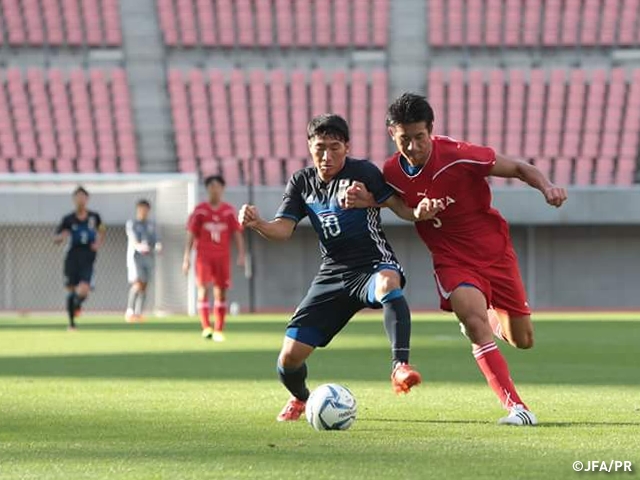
[277,362,310,401]
[381,289,411,367]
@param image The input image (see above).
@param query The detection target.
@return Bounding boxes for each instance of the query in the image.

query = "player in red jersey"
[183,175,245,341]
[346,93,567,425]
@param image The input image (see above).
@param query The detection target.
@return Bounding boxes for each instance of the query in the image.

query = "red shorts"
[433,247,531,316]
[195,256,231,289]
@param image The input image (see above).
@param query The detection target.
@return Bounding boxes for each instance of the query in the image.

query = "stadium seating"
[0,68,137,173]
[157,0,389,49]
[0,0,122,47]
[428,0,640,48]
[168,68,389,185]
[427,68,640,186]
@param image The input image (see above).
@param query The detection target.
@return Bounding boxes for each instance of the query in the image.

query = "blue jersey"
[56,211,103,252]
[276,158,399,273]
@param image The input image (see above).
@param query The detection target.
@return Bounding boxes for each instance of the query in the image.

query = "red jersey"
[187,202,241,258]
[383,136,510,269]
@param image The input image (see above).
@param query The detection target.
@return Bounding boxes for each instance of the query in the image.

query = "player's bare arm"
[53,229,69,245]
[234,230,246,266]
[92,225,106,252]
[182,231,195,274]
[344,181,441,221]
[238,204,296,241]
[490,154,568,208]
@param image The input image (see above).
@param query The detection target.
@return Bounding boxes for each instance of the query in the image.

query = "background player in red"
[346,93,567,425]
[183,175,245,341]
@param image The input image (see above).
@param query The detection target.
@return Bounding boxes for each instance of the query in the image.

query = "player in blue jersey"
[239,114,438,421]
[54,186,105,330]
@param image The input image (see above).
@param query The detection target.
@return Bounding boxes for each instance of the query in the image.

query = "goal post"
[0,173,199,316]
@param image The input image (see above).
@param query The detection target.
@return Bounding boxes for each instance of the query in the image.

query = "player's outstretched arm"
[238,205,296,241]
[490,154,568,207]
[182,232,195,275]
[53,230,68,245]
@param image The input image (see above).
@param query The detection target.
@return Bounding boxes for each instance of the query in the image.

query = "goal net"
[0,173,198,315]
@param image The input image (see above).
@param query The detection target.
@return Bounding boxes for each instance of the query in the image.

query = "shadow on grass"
[364,418,640,428]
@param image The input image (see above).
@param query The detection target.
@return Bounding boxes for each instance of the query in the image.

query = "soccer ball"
[305,383,357,431]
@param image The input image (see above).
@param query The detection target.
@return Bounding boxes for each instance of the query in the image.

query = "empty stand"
[168,69,389,184]
[426,68,640,186]
[158,0,389,49]
[0,68,137,173]
[0,0,122,46]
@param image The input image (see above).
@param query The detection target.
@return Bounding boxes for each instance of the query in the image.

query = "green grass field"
[1,312,639,479]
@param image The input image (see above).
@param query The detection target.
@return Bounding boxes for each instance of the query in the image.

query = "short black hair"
[136,199,151,209]
[73,186,89,196]
[204,175,225,187]
[307,114,350,143]
[386,93,435,128]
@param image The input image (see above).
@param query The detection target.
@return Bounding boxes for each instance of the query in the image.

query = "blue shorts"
[285,263,405,348]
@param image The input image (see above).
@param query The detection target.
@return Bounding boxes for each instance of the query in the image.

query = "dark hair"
[307,114,350,143]
[137,199,151,209]
[204,175,225,187]
[386,93,435,128]
[73,186,89,196]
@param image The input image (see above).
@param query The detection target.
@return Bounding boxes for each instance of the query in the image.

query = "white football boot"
[498,404,538,426]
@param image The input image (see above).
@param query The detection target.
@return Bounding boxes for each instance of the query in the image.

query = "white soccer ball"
[305,383,357,431]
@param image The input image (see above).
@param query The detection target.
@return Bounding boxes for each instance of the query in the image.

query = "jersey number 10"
[320,214,341,239]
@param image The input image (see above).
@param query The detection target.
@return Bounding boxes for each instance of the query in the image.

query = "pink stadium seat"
[103,0,122,46]
[264,157,283,186]
[3,0,25,45]
[157,0,178,45]
[314,0,330,46]
[594,157,615,185]
[290,70,309,157]
[485,0,502,46]
[236,0,254,47]
[574,157,593,185]
[598,0,620,45]
[600,69,626,159]
[505,70,525,156]
[581,70,606,157]
[195,0,216,46]
[219,158,240,186]
[188,70,215,160]
[523,70,545,157]
[269,70,290,158]
[42,0,64,44]
[216,0,234,47]
[554,157,572,185]
[428,0,445,47]
[350,70,368,159]
[82,0,103,45]
[12,158,31,173]
[333,0,350,47]
[447,69,465,140]
[447,0,464,46]
[543,69,566,157]
[562,70,585,158]
[208,70,232,157]
[230,69,251,160]
[61,0,83,45]
[486,69,505,152]
[504,0,521,46]
[580,0,600,46]
[177,0,197,46]
[330,71,348,118]
[427,70,445,132]
[542,0,562,46]
[275,0,293,46]
[295,0,312,47]
[370,70,388,163]
[615,157,636,185]
[249,70,271,157]
[372,0,389,47]
[466,70,485,145]
[560,0,580,45]
[465,1,483,47]
[255,0,272,47]
[522,0,541,46]
[617,70,640,183]
[34,157,54,173]
[310,70,327,117]
[618,0,639,45]
[23,0,45,45]
[354,0,371,47]
[534,157,552,179]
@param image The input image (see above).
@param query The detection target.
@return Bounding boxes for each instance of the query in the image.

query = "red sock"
[214,302,227,332]
[473,341,527,410]
[198,301,211,329]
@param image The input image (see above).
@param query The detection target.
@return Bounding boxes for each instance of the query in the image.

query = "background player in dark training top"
[54,186,105,330]
[239,114,436,421]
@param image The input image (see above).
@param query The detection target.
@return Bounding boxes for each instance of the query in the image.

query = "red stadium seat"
[447,69,465,141]
[236,0,254,47]
[275,0,293,46]
[177,0,198,47]
[447,0,464,46]
[103,0,122,46]
[330,70,348,118]
[82,0,103,45]
[543,69,566,157]
[504,0,521,46]
[270,70,291,158]
[61,0,83,45]
[208,70,233,157]
[600,69,626,159]
[598,0,620,45]
[230,70,251,161]
[522,0,541,46]
[618,0,639,45]
[581,70,606,157]
[216,0,234,47]
[314,0,331,46]
[350,70,368,159]
[560,0,580,45]
[354,0,371,47]
[562,69,585,158]
[290,70,309,157]
[370,70,388,162]
[195,0,216,46]
[264,157,283,186]
[428,0,445,47]
[505,69,525,156]
[542,0,562,46]
[486,69,505,152]
[574,157,593,185]
[466,70,485,145]
[372,0,389,47]
[553,157,572,185]
[249,70,271,157]
[333,0,351,47]
[485,0,502,46]
[523,69,545,158]
[310,70,327,117]
[157,0,178,45]
[580,0,600,46]
[427,70,445,132]
[465,1,483,47]
[255,0,273,47]
[24,0,45,45]
[295,0,312,47]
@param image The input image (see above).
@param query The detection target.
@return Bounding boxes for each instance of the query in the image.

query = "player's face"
[389,122,433,165]
[308,135,349,181]
[136,205,150,220]
[73,192,88,210]
[207,181,224,204]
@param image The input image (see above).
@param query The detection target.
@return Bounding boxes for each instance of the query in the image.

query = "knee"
[375,271,401,298]
[197,287,208,300]
[77,284,89,298]
[214,289,226,302]
[278,350,303,370]
[460,314,492,344]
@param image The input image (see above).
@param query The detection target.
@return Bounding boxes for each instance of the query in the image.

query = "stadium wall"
[1,186,639,312]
